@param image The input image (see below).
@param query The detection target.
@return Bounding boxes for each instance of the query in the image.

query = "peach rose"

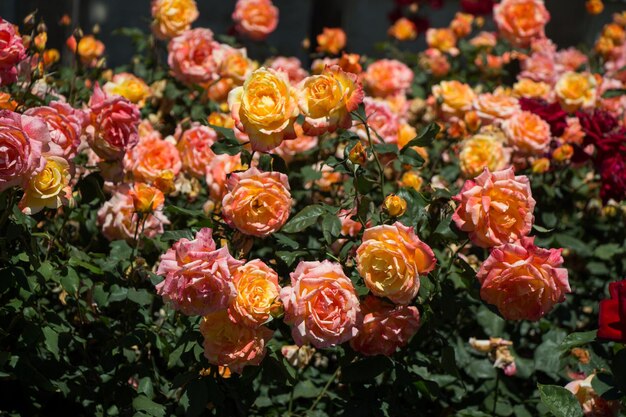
[316,27,347,55]
[168,28,220,85]
[205,153,244,201]
[565,375,621,417]
[502,111,551,155]
[512,78,552,100]
[268,56,308,85]
[426,28,458,55]
[69,35,105,67]
[103,73,151,107]
[470,31,498,49]
[280,260,361,348]
[151,0,198,39]
[356,222,436,305]
[213,44,257,86]
[559,117,585,145]
[129,182,165,214]
[87,84,140,160]
[19,156,73,215]
[452,168,535,248]
[555,71,597,112]
[228,67,299,151]
[450,12,474,38]
[459,132,511,178]
[232,0,278,41]
[477,237,570,321]
[473,93,521,124]
[297,65,364,136]
[124,132,182,184]
[388,17,417,41]
[25,101,85,159]
[272,124,318,163]
[222,167,292,237]
[364,59,413,98]
[175,123,217,178]
[228,259,281,328]
[494,0,550,47]
[556,48,589,73]
[432,80,476,118]
[338,208,363,237]
[156,228,243,315]
[97,185,169,242]
[353,97,399,144]
[419,48,451,78]
[200,310,274,374]
[0,110,50,191]
[520,52,557,84]
[350,296,420,356]
[0,18,26,85]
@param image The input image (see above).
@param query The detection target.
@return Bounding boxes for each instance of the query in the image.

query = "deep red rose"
[599,155,626,202]
[577,110,619,147]
[598,280,626,343]
[519,98,568,137]
[595,129,626,155]
[460,0,495,15]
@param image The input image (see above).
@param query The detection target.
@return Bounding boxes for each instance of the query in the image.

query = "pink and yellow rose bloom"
[232,0,279,41]
[19,156,73,215]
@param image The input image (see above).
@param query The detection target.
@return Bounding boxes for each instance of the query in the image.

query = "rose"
[431,80,476,118]
[364,59,414,98]
[167,28,220,85]
[267,56,308,85]
[205,153,244,202]
[87,85,140,160]
[419,48,451,78]
[97,185,169,242]
[512,78,552,100]
[452,168,535,248]
[175,123,217,178]
[519,98,569,137]
[151,0,198,40]
[502,110,552,155]
[520,51,557,84]
[459,132,511,178]
[599,155,626,203]
[156,228,243,315]
[25,101,85,159]
[123,131,182,185]
[271,124,318,163]
[129,182,165,214]
[350,296,421,356]
[0,110,51,191]
[66,35,105,67]
[450,12,474,38]
[200,310,274,374]
[103,73,152,107]
[215,44,256,84]
[556,48,589,73]
[316,27,347,55]
[227,259,281,328]
[473,93,520,124]
[0,17,26,85]
[297,65,364,136]
[388,18,417,41]
[228,67,299,151]
[598,279,626,343]
[565,375,621,417]
[222,168,292,237]
[280,260,361,348]
[19,156,73,215]
[494,0,550,47]
[555,72,598,112]
[426,28,458,55]
[356,222,436,305]
[477,237,570,321]
[353,97,399,144]
[232,0,279,41]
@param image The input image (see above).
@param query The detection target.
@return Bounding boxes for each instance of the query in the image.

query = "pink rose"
[168,28,220,85]
[123,131,182,184]
[97,185,168,242]
[280,260,361,348]
[494,0,550,47]
[350,296,420,356]
[200,310,274,374]
[556,48,589,74]
[232,0,279,41]
[25,101,86,159]
[452,168,536,248]
[364,59,414,98]
[156,228,244,316]
[87,84,140,160]
[205,153,242,202]
[353,97,399,144]
[222,167,292,238]
[175,123,218,178]
[520,51,557,84]
[0,18,27,85]
[268,56,308,85]
[0,110,51,191]
[271,124,318,163]
[502,110,552,155]
[477,237,570,321]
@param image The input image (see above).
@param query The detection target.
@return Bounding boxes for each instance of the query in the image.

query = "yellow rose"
[76,35,104,66]
[512,78,551,100]
[151,0,198,39]
[399,170,423,191]
[388,18,417,41]
[426,28,458,55]
[432,80,476,118]
[555,72,597,112]
[228,67,299,151]
[103,73,152,107]
[459,131,511,178]
[19,156,73,215]
[383,194,407,217]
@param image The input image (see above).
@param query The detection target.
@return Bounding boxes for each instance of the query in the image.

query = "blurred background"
[0,0,625,67]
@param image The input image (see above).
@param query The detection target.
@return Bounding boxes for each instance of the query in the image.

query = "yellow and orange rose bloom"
[459,132,511,178]
[432,80,476,119]
[316,27,347,55]
[150,0,198,39]
[555,71,598,112]
[103,73,151,107]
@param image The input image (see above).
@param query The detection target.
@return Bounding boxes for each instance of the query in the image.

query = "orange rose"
[450,12,474,38]
[452,168,535,248]
[222,167,292,237]
[459,132,511,178]
[151,0,198,39]
[175,123,217,178]
[364,59,414,98]
[68,35,104,66]
[426,28,458,55]
[0,92,17,110]
[555,72,597,112]
[103,73,151,107]
[502,111,551,155]
[431,80,476,118]
[477,237,570,321]
[232,0,279,41]
[399,170,424,191]
[388,18,417,41]
[200,310,274,374]
[228,259,281,328]
[123,131,182,184]
[129,182,165,214]
[316,27,347,55]
[494,0,550,47]
[512,78,551,100]
[356,222,436,305]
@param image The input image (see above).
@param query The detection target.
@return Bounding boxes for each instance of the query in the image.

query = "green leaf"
[342,357,393,382]
[538,384,583,417]
[602,88,626,99]
[42,327,60,360]
[276,250,307,267]
[281,205,327,233]
[594,243,622,260]
[132,395,166,417]
[274,233,299,250]
[161,230,194,242]
[559,330,596,353]
[400,123,440,150]
[60,267,80,294]
[321,213,342,244]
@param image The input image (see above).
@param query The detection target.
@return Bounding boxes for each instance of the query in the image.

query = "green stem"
[492,370,500,416]
[308,366,340,413]
[356,114,386,202]
[287,367,302,416]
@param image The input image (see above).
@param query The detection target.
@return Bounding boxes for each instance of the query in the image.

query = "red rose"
[577,110,619,147]
[599,156,626,202]
[460,0,495,15]
[598,280,626,343]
